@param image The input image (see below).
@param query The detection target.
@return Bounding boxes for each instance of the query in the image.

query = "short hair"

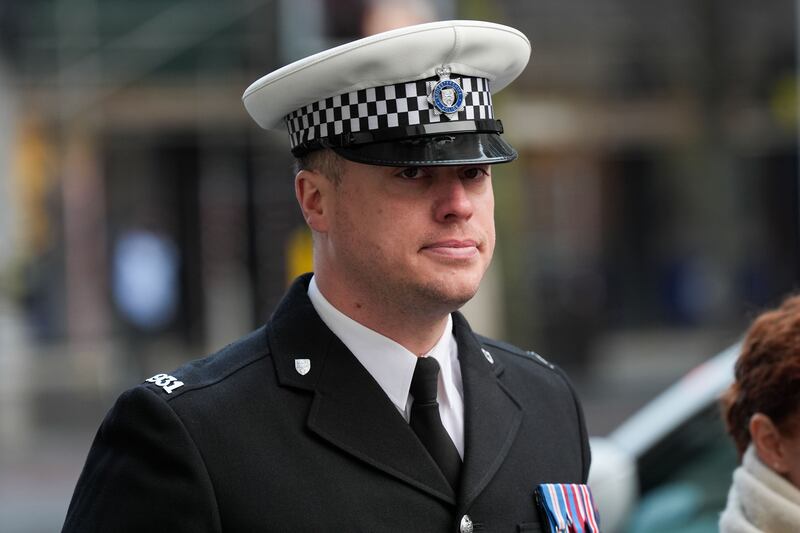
[720,294,800,457]
[294,149,343,184]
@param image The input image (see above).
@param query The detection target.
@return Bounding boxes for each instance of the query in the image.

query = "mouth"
[420,239,481,259]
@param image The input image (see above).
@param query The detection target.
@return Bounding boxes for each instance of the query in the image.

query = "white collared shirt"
[308,276,465,457]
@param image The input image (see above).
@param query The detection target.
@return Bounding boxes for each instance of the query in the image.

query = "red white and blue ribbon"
[536,483,601,533]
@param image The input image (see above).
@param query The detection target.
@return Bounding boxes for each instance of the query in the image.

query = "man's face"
[322,158,496,315]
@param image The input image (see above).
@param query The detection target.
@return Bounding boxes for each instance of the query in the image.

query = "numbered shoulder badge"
[145,373,184,394]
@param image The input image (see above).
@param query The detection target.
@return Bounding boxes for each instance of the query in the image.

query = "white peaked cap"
[242,20,531,166]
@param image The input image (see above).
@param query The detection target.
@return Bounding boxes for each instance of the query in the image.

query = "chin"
[418,275,482,311]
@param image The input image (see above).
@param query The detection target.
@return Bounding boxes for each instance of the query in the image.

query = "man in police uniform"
[63,21,593,533]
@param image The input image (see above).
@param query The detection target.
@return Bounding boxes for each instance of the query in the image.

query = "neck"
[314,274,450,356]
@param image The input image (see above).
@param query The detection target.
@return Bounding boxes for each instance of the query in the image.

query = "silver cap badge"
[427,66,466,120]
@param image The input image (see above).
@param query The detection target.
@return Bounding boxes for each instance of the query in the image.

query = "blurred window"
[112,230,179,331]
[626,405,738,533]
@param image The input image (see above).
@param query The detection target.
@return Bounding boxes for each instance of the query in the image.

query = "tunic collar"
[307,276,461,426]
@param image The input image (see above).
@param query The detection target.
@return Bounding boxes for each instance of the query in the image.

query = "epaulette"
[477,335,557,371]
[142,326,270,398]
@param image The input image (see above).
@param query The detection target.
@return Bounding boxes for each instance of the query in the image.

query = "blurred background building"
[0,0,798,531]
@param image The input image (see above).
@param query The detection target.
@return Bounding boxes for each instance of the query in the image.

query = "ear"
[749,413,790,474]
[295,169,330,233]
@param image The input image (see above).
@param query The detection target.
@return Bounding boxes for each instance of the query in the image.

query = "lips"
[421,239,480,259]
[425,239,478,249]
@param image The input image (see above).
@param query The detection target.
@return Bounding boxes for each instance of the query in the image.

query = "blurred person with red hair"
[719,294,800,532]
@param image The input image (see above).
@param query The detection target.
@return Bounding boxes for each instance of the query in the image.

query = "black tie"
[409,356,462,490]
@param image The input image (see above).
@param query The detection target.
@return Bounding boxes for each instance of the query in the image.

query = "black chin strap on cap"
[292,118,517,167]
[291,119,505,157]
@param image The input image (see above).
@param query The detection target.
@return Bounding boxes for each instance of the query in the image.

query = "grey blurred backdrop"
[1,0,799,531]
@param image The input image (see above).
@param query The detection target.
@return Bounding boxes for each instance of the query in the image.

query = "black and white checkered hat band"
[285,75,493,150]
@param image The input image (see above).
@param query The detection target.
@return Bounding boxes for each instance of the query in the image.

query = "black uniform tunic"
[63,274,590,532]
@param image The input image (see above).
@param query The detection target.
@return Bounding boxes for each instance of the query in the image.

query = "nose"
[433,173,474,223]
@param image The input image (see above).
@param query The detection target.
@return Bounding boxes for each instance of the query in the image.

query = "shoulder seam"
[144,350,270,401]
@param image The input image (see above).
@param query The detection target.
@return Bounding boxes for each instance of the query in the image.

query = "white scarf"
[719,445,800,533]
